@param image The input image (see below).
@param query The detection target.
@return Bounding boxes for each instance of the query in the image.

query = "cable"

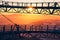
[0,12,15,24]
[0,12,25,31]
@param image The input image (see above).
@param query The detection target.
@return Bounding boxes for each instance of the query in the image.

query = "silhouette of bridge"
[0,1,60,14]
[0,1,60,40]
[0,25,60,40]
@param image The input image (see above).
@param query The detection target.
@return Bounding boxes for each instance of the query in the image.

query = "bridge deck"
[0,5,60,9]
[0,1,60,9]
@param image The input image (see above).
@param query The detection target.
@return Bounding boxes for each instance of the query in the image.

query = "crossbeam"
[0,1,60,8]
[0,5,60,9]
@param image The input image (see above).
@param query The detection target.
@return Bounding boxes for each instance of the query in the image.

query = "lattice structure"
[0,1,60,15]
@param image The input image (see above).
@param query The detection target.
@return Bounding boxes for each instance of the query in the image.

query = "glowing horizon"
[0,13,60,25]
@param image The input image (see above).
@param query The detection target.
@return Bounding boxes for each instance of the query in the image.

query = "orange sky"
[0,13,60,25]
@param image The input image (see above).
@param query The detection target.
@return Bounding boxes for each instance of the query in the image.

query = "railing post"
[15,24,19,32]
[25,25,27,31]
[48,2,50,7]
[16,2,19,13]
[54,2,57,7]
[3,25,5,32]
[36,3,37,7]
[42,2,43,7]
[30,25,33,31]
[12,2,13,6]
[10,25,13,32]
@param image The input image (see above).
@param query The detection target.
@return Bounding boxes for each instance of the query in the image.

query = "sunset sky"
[0,13,60,25]
[0,0,60,25]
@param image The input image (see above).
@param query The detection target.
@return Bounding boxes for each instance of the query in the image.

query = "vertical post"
[54,2,57,7]
[12,2,14,12]
[36,3,39,14]
[36,3,40,14]
[4,2,8,12]
[36,3,37,7]
[25,25,26,31]
[17,2,19,13]
[3,25,5,32]
[10,25,13,32]
[48,2,50,7]
[30,25,33,31]
[12,2,13,6]
[15,24,20,32]
[42,2,43,7]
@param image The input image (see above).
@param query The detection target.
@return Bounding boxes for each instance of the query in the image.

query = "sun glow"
[27,8,34,12]
[26,5,35,13]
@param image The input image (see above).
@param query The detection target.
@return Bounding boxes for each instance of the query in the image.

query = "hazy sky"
[2,0,60,2]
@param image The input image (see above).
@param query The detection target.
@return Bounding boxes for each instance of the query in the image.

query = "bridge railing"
[0,1,60,7]
[0,25,60,32]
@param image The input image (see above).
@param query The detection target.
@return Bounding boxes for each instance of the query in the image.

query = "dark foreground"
[0,25,60,40]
